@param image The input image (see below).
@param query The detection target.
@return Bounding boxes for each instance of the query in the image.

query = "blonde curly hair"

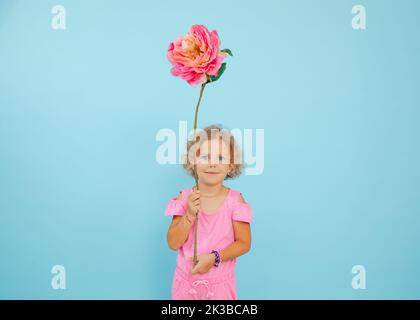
[182,124,243,180]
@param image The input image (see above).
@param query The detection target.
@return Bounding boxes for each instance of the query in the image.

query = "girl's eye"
[199,155,227,162]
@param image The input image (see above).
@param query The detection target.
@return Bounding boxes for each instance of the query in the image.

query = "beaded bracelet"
[211,250,221,267]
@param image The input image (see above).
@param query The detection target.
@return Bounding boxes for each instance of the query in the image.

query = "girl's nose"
[210,156,220,165]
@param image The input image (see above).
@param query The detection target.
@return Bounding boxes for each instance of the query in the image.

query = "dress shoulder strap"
[180,187,194,201]
[227,188,241,202]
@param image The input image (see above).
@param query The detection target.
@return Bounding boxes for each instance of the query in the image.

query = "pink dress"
[164,187,253,300]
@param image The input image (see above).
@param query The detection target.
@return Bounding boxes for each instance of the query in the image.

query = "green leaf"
[208,63,227,83]
[221,48,233,56]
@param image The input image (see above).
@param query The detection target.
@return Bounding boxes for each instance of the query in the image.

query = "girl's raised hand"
[186,186,200,223]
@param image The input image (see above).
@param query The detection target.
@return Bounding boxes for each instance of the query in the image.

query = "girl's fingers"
[191,261,200,274]
[189,193,200,201]
[188,194,200,211]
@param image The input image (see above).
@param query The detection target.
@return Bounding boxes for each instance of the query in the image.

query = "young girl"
[164,125,253,300]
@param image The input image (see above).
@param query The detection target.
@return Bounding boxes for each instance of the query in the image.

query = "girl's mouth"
[205,172,219,175]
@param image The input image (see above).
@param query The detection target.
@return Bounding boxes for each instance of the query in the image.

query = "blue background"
[1,0,419,299]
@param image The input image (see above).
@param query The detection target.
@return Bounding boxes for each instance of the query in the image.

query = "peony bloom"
[167,25,229,86]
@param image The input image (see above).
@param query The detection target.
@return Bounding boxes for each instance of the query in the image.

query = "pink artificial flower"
[166,24,232,266]
[167,25,228,86]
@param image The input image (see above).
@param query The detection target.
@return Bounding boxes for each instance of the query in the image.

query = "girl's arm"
[220,220,251,262]
[220,194,252,262]
[166,194,194,251]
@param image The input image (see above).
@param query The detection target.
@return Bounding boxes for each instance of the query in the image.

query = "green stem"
[192,82,206,267]
[193,83,206,131]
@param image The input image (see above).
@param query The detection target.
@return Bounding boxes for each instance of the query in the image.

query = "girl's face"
[195,137,233,186]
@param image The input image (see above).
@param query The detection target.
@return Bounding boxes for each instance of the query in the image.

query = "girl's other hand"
[188,254,215,274]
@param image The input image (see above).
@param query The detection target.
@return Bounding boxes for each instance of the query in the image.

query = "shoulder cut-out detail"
[231,192,253,223]
[164,191,187,217]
